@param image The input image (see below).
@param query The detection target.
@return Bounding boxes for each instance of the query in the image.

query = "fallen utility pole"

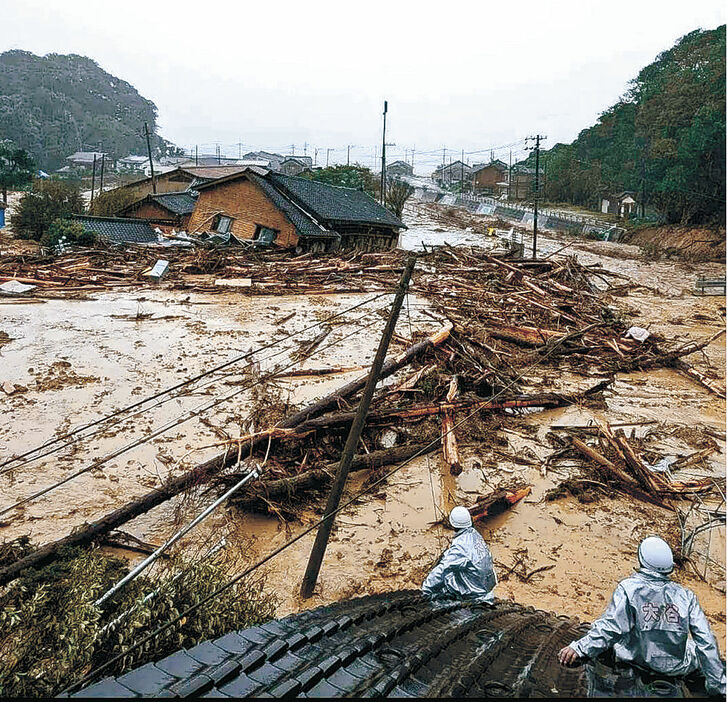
[300,255,417,598]
[0,319,450,587]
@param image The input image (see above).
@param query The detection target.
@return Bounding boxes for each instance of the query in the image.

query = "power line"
[0,311,386,518]
[0,293,389,475]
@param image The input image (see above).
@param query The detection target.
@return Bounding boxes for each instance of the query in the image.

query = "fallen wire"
[0,313,385,518]
[61,321,581,695]
[0,304,385,479]
[0,292,390,475]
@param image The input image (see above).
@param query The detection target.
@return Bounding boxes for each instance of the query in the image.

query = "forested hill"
[0,50,178,171]
[527,26,725,225]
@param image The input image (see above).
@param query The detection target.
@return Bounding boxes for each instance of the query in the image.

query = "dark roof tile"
[72,216,158,245]
[151,191,197,215]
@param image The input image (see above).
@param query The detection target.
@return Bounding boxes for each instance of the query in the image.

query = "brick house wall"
[187,178,298,247]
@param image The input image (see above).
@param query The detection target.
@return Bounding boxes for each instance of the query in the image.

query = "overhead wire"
[0,311,385,517]
[61,323,579,695]
[0,292,390,475]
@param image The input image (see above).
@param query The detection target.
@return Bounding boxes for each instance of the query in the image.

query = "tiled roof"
[247,174,334,239]
[72,216,158,245]
[151,192,197,216]
[268,173,405,229]
[71,592,600,698]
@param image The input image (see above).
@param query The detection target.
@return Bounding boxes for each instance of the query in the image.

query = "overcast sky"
[3,0,725,172]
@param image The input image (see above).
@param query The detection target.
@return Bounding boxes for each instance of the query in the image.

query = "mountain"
[523,26,725,225]
[0,50,180,171]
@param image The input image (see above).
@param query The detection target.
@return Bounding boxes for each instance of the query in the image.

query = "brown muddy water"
[1,200,725,653]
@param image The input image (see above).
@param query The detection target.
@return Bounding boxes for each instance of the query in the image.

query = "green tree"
[13,179,85,241]
[0,141,35,203]
[521,25,725,224]
[301,164,379,199]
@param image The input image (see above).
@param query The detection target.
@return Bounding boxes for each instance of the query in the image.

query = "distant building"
[243,151,285,171]
[601,192,638,218]
[64,151,113,171]
[0,201,5,229]
[472,160,508,194]
[117,155,150,172]
[432,160,472,187]
[387,161,413,177]
[280,156,313,177]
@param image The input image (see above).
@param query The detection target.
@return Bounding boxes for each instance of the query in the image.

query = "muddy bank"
[625,225,726,263]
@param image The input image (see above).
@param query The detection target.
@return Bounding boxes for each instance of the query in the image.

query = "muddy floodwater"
[1,198,724,653]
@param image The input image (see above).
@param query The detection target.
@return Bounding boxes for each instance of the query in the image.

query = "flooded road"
[1,196,724,652]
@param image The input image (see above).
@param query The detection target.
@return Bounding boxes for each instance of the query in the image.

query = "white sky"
[2,0,725,172]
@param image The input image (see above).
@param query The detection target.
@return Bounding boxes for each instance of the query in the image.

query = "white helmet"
[638,536,674,574]
[449,506,472,530]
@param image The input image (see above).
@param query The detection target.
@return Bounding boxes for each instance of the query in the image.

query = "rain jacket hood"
[570,568,726,696]
[421,526,496,600]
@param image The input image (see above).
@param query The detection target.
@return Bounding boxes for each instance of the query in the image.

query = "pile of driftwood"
[546,421,720,510]
[1,246,723,584]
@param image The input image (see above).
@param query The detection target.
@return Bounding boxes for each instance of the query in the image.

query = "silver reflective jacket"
[570,569,726,696]
[421,526,497,599]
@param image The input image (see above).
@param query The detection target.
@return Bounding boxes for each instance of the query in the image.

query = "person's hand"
[558,646,580,666]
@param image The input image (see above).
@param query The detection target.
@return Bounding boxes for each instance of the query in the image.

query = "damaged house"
[118,191,198,230]
[186,167,405,252]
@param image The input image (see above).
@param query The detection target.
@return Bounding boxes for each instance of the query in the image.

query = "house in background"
[186,167,404,252]
[118,191,198,230]
[472,160,508,194]
[65,151,113,171]
[387,161,414,178]
[600,191,638,218]
[432,160,472,187]
[243,151,285,171]
[280,156,313,177]
[111,165,249,201]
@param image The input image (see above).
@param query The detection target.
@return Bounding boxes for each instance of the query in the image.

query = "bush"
[0,544,276,697]
[13,179,85,241]
[40,218,97,250]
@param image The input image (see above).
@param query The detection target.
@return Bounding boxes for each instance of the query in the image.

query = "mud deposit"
[1,199,724,657]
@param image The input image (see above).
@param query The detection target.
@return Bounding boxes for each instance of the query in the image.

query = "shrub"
[40,218,97,250]
[13,179,85,241]
[0,545,276,697]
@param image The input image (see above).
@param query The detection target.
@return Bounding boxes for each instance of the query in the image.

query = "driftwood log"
[0,324,452,587]
[229,442,436,512]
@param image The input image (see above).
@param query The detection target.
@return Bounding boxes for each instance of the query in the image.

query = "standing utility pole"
[144,122,157,194]
[98,152,105,196]
[90,155,97,204]
[508,149,512,201]
[195,145,199,166]
[529,134,546,259]
[380,100,388,206]
[300,255,417,599]
[461,149,464,193]
[347,145,351,166]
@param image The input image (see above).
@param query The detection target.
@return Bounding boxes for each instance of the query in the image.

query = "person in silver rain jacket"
[421,506,497,600]
[558,536,726,696]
